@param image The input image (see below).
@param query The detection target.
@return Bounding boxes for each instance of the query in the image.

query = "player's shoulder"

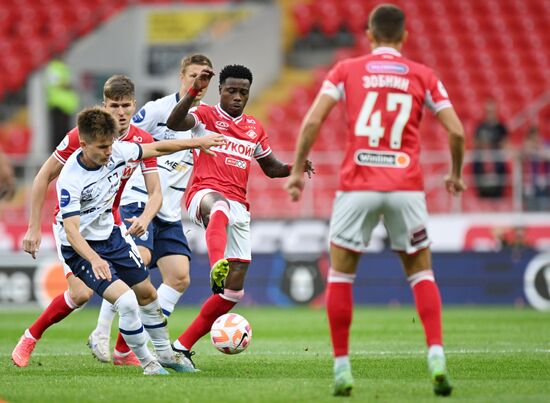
[126,125,155,143]
[58,151,84,180]
[133,93,177,124]
[195,103,214,114]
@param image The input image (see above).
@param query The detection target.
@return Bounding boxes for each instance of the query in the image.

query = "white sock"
[25,329,37,341]
[95,299,116,335]
[139,299,172,360]
[428,344,445,358]
[157,283,183,317]
[114,290,154,368]
[334,355,350,369]
[173,339,188,351]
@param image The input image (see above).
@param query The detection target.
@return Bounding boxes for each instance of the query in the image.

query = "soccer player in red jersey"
[166,65,313,366]
[13,76,162,367]
[285,4,465,397]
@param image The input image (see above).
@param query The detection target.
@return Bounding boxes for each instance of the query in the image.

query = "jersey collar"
[118,126,133,141]
[215,104,243,124]
[372,47,402,57]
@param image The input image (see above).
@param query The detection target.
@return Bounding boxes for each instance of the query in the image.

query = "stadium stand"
[246,0,550,217]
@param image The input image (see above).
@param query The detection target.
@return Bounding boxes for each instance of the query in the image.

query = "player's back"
[324,47,451,192]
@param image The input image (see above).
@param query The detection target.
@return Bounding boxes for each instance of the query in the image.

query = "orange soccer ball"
[210,313,252,354]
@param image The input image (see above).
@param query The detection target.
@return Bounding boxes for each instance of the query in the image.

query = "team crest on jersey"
[366,61,409,75]
[132,109,146,123]
[245,129,257,139]
[225,157,247,169]
[215,121,229,130]
[354,150,410,168]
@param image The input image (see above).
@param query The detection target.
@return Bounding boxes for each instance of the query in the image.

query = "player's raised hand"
[125,216,148,237]
[22,228,42,259]
[304,159,315,179]
[444,174,466,196]
[91,257,111,281]
[198,134,225,156]
[285,173,305,202]
[193,68,215,91]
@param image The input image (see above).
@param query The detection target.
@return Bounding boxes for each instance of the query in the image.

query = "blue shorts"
[60,226,149,296]
[119,202,192,267]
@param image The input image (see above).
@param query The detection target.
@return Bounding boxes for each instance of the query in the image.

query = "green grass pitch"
[1,306,549,402]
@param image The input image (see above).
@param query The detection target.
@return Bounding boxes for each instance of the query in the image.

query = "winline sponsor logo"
[354,150,410,168]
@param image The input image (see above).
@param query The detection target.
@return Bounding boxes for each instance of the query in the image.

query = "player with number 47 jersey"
[286,3,466,398]
[322,47,451,192]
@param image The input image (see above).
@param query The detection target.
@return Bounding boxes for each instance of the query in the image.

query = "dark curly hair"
[219,64,253,85]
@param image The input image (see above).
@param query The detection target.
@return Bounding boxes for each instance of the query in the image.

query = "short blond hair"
[180,54,212,74]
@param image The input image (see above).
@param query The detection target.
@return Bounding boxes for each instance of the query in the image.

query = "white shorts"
[188,189,251,262]
[329,191,430,254]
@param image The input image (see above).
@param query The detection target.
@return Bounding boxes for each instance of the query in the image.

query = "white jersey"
[122,93,196,222]
[56,141,142,245]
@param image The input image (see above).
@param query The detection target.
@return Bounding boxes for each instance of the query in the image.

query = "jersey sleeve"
[118,142,143,163]
[132,101,160,134]
[57,171,82,219]
[189,105,208,134]
[320,61,345,101]
[137,132,158,175]
[424,71,453,114]
[53,129,80,164]
[253,125,272,160]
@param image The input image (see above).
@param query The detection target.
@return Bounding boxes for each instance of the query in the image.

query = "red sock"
[177,294,236,349]
[412,280,443,346]
[115,332,131,353]
[205,208,229,267]
[28,291,77,340]
[326,282,353,357]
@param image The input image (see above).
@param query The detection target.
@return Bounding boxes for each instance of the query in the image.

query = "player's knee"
[114,289,139,316]
[210,200,230,219]
[165,271,190,293]
[222,288,244,303]
[133,281,157,305]
[68,286,93,306]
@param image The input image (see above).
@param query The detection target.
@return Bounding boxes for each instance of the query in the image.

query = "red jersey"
[321,47,452,191]
[185,104,272,208]
[52,125,157,224]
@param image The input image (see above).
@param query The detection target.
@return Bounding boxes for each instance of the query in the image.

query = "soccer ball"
[210,313,252,354]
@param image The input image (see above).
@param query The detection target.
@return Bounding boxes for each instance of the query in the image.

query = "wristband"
[188,87,200,97]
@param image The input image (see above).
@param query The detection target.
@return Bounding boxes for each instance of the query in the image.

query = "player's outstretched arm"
[125,171,162,237]
[257,153,315,179]
[437,107,466,196]
[140,134,225,159]
[285,93,336,201]
[64,215,111,281]
[167,68,215,132]
[22,156,64,258]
